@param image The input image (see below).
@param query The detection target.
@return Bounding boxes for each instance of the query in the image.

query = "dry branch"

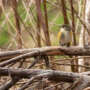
[35,0,51,46]
[0,67,79,81]
[43,0,51,46]
[0,76,20,90]
[0,67,90,90]
[36,0,41,47]
[61,0,69,24]
[69,0,78,72]
[70,0,76,45]
[0,46,90,66]
[11,0,22,49]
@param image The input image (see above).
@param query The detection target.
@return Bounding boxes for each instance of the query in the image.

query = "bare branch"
[0,46,90,67]
[0,68,90,90]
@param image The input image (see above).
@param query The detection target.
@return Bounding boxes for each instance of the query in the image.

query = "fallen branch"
[0,67,90,90]
[0,46,90,60]
[0,46,90,67]
[0,76,20,90]
[0,67,80,81]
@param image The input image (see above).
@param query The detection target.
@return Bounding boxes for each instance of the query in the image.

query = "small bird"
[57,24,72,47]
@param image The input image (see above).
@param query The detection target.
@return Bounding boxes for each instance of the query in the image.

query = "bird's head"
[60,24,71,31]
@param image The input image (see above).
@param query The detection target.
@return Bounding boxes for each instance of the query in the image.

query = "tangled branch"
[0,67,90,90]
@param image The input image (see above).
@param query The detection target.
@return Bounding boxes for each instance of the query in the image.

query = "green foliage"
[0,30,9,46]
[51,15,64,31]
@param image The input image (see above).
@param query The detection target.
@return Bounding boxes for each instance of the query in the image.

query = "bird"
[57,24,72,47]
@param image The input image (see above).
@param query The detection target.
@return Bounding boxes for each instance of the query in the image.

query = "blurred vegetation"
[0,0,80,48]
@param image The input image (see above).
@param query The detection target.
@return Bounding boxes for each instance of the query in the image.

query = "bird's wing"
[70,31,72,37]
[57,31,61,40]
[70,31,72,45]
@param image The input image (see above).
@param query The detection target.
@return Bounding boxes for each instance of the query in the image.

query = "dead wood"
[0,46,90,60]
[0,67,90,90]
[0,46,90,67]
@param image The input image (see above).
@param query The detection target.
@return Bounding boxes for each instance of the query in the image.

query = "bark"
[1,46,90,67]
[0,77,20,90]
[0,67,90,90]
[1,46,90,60]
